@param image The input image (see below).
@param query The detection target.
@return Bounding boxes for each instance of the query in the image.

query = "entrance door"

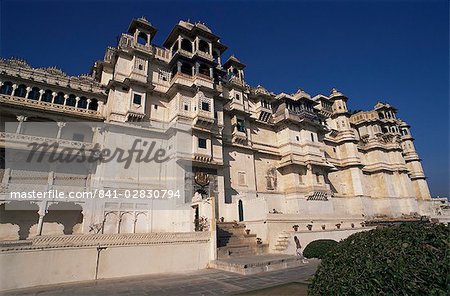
[238,200,244,222]
[194,206,199,231]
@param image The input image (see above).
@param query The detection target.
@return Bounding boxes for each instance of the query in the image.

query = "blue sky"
[1,0,448,197]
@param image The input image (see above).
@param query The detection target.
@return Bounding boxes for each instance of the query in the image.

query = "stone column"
[51,92,57,104]
[195,62,200,75]
[36,203,47,236]
[75,96,80,108]
[86,99,91,110]
[63,94,68,106]
[56,122,66,139]
[16,115,27,134]
[38,90,44,101]
[11,84,17,96]
[25,87,31,99]
[97,101,104,114]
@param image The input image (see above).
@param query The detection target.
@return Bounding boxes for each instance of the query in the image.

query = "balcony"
[194,50,214,62]
[118,34,153,56]
[193,109,215,128]
[255,105,272,122]
[193,73,214,89]
[232,130,247,144]
[128,70,147,84]
[1,131,95,151]
[170,72,195,88]
[0,94,103,120]
[274,108,318,125]
[226,100,248,114]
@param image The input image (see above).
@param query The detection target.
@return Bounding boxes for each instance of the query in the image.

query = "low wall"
[0,232,211,291]
[280,228,374,256]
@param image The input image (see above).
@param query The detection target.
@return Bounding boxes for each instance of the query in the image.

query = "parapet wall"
[0,232,211,291]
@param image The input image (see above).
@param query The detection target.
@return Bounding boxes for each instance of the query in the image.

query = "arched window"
[89,99,98,111]
[378,112,384,119]
[41,90,53,102]
[198,64,210,77]
[180,63,192,76]
[66,94,76,107]
[28,87,40,100]
[78,96,88,109]
[137,31,147,45]
[0,82,13,95]
[198,40,209,54]
[14,84,27,97]
[181,39,192,52]
[232,68,239,78]
[54,92,65,105]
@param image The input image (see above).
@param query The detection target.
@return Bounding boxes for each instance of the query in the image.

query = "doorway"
[238,200,244,222]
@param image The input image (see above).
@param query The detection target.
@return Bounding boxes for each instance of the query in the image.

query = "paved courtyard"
[2,260,319,296]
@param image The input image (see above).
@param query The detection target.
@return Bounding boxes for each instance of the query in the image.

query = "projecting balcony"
[0,131,95,151]
[193,109,215,128]
[118,34,153,56]
[194,50,214,62]
[128,70,148,84]
[274,108,318,125]
[226,100,249,114]
[254,105,272,122]
[193,73,214,89]
[173,49,194,59]
[0,94,103,120]
[170,72,195,88]
[232,130,247,144]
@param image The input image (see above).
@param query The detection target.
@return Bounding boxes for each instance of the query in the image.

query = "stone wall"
[0,232,211,291]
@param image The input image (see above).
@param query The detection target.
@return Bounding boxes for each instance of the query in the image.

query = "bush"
[308,223,450,296]
[303,239,338,259]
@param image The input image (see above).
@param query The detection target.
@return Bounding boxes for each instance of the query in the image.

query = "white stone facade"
[0,18,442,243]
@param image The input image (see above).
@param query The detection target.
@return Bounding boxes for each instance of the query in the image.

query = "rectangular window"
[184,104,189,111]
[237,119,245,133]
[235,93,240,101]
[133,94,142,105]
[201,101,210,111]
[154,104,158,110]
[238,172,246,186]
[198,138,207,149]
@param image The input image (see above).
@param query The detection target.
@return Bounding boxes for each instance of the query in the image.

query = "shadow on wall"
[0,202,83,240]
[0,202,39,240]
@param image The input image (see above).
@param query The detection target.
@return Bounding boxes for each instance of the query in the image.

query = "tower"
[399,121,431,200]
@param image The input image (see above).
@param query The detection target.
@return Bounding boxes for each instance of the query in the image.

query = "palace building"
[0,17,440,249]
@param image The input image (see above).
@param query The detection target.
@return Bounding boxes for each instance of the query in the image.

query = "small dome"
[329,88,348,101]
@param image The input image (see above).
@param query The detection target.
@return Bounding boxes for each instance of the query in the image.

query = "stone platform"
[209,254,307,275]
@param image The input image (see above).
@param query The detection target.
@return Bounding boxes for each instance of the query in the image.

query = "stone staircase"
[217,222,265,259]
[272,231,290,253]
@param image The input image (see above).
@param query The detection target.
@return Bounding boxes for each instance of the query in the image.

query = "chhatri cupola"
[128,17,158,47]
[223,55,245,82]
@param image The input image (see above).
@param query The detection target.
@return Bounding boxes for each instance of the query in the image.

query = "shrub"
[303,239,338,259]
[308,223,450,296]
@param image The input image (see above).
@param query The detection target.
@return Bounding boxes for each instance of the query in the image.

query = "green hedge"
[308,223,450,296]
[303,239,338,259]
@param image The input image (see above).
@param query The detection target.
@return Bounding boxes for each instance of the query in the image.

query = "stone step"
[210,254,309,275]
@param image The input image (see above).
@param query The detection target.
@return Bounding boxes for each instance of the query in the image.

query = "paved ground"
[2,260,319,296]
